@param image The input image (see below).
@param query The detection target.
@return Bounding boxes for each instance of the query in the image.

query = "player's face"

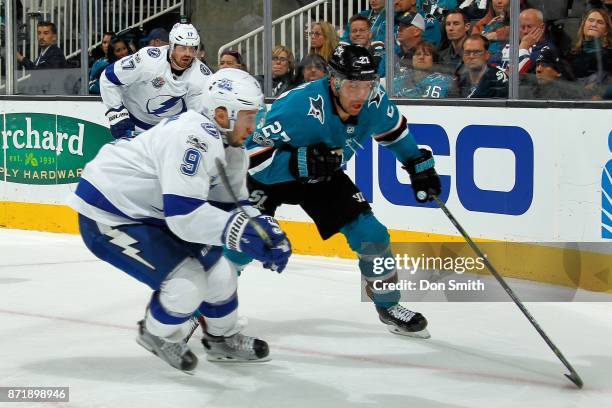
[336,78,374,116]
[228,109,258,146]
[413,48,434,70]
[349,20,372,46]
[583,11,607,40]
[37,26,57,47]
[171,45,197,69]
[536,63,561,84]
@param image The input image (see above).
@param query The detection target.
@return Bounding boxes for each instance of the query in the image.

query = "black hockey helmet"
[328,44,379,82]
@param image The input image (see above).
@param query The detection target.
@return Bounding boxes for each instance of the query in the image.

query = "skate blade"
[387,326,431,339]
[206,354,271,363]
[136,337,196,375]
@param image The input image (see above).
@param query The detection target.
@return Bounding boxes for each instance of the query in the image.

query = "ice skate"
[202,331,270,362]
[376,305,430,339]
[136,320,198,373]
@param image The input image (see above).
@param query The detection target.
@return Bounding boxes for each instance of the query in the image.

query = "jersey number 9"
[180,148,202,176]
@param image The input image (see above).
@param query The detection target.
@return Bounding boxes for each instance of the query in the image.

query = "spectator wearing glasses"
[294,54,328,85]
[308,21,339,62]
[393,41,454,98]
[256,45,296,96]
[343,15,386,76]
[218,50,247,71]
[455,34,508,98]
[340,0,387,44]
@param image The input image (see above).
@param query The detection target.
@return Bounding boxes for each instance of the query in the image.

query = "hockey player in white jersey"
[68,68,292,372]
[100,22,214,138]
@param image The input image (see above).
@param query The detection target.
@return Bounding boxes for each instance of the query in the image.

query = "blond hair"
[310,21,339,62]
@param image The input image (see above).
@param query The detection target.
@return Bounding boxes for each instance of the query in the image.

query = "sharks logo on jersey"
[308,95,325,124]
[146,95,187,117]
[368,85,384,108]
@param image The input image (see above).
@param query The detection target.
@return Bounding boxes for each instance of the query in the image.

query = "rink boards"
[0,99,610,291]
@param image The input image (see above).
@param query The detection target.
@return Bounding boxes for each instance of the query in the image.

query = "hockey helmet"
[169,23,200,49]
[204,68,264,132]
[328,44,379,82]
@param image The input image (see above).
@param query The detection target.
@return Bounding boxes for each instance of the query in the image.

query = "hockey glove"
[289,143,343,183]
[223,212,292,273]
[403,148,441,203]
[106,105,135,139]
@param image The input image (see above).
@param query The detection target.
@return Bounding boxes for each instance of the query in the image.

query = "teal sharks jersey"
[246,78,421,185]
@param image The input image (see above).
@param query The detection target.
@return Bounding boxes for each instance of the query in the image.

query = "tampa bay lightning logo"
[201,122,220,138]
[147,48,161,58]
[146,95,187,117]
[602,130,612,239]
[308,94,325,125]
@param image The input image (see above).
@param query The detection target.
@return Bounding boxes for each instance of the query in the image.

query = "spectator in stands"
[143,27,170,47]
[89,32,115,94]
[107,37,132,64]
[490,8,557,73]
[520,46,583,99]
[416,0,458,47]
[473,0,510,55]
[393,42,455,98]
[294,54,328,85]
[568,8,612,79]
[438,9,472,72]
[90,31,115,62]
[256,45,295,96]
[395,12,426,71]
[455,34,508,97]
[218,50,247,71]
[344,15,386,76]
[17,21,66,70]
[308,21,339,62]
[340,0,386,44]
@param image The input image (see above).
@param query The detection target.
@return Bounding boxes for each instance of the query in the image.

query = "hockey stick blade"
[432,195,584,389]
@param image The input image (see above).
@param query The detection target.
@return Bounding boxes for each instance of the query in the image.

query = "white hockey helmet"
[204,68,264,132]
[169,23,200,48]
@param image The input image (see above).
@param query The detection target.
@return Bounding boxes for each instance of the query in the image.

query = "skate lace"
[388,305,416,322]
[160,340,190,362]
[226,333,255,354]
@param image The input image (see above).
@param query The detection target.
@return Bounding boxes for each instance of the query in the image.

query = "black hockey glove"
[289,143,343,183]
[403,148,441,203]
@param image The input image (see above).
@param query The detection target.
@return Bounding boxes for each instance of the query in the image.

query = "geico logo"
[353,124,534,216]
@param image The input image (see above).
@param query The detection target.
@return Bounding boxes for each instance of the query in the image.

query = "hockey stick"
[432,195,584,389]
[214,158,274,248]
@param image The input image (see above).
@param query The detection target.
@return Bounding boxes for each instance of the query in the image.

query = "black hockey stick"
[432,195,584,389]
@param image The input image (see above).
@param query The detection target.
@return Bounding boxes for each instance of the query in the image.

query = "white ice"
[1,229,611,408]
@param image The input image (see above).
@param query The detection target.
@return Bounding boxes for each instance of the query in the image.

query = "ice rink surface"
[1,229,611,408]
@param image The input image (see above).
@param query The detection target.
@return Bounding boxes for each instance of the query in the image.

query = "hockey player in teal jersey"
[245,44,441,338]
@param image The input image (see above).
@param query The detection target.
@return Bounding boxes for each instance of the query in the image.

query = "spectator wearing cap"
[395,12,426,71]
[343,15,386,77]
[438,9,472,73]
[489,8,557,73]
[520,46,583,99]
[294,54,328,85]
[218,50,247,71]
[143,27,169,47]
[455,34,508,98]
[340,0,387,44]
